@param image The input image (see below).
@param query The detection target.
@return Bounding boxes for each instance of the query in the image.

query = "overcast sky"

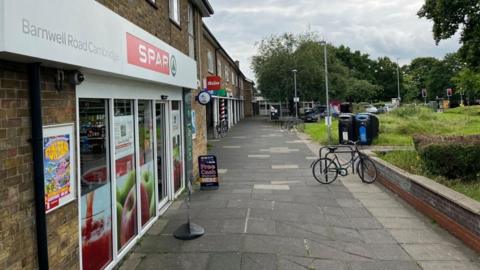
[203,0,461,81]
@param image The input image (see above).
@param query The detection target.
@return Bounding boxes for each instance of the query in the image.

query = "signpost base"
[173,222,205,240]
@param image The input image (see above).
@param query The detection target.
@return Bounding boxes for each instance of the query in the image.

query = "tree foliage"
[252,31,480,106]
[418,0,480,69]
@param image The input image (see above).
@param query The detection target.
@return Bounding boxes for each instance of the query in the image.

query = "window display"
[171,101,183,193]
[79,99,112,270]
[114,100,137,250]
[156,103,168,204]
[138,100,155,227]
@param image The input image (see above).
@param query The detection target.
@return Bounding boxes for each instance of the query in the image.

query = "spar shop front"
[0,1,195,269]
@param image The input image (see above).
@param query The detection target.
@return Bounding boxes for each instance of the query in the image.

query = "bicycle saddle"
[328,146,337,152]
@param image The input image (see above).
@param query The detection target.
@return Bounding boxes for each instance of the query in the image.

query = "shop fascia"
[0,0,197,89]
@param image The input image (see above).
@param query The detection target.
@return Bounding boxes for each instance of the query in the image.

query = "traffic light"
[447,88,453,97]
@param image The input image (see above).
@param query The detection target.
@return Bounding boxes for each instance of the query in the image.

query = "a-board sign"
[198,155,219,190]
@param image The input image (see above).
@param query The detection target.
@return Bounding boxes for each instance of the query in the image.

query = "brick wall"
[0,60,79,269]
[243,80,254,117]
[96,0,189,55]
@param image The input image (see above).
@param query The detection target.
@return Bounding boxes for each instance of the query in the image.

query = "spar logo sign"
[170,55,177,77]
[127,33,177,76]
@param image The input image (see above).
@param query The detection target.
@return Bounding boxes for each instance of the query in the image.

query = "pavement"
[118,117,479,270]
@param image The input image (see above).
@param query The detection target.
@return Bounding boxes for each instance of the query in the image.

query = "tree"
[373,57,401,101]
[251,33,298,103]
[451,68,480,105]
[345,79,382,103]
[418,1,480,69]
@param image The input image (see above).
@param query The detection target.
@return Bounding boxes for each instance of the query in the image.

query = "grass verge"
[304,105,480,146]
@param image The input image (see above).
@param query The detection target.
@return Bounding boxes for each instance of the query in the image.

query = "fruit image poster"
[171,109,183,192]
[114,114,137,250]
[81,184,113,270]
[43,124,75,213]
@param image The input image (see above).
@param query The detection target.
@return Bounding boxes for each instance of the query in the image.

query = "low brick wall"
[372,157,480,253]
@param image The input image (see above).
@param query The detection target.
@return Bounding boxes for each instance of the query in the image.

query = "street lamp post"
[321,41,332,145]
[292,69,298,119]
[396,58,401,105]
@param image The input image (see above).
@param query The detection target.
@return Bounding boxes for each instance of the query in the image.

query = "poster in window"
[191,110,196,139]
[43,124,76,213]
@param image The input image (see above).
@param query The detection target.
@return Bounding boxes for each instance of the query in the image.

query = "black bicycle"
[311,141,377,184]
[216,120,228,138]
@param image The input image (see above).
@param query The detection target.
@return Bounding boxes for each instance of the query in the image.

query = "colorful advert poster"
[171,106,183,193]
[114,114,138,250]
[198,155,219,190]
[43,124,76,213]
[138,101,155,227]
[81,184,113,270]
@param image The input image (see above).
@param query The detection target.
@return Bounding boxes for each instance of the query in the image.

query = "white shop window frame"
[76,73,185,270]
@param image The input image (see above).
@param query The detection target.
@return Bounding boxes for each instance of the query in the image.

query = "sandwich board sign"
[198,155,219,190]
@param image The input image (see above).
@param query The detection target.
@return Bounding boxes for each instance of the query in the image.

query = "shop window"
[207,50,214,73]
[113,99,137,251]
[138,101,155,227]
[169,0,180,26]
[79,99,113,270]
[156,103,168,204]
[171,101,183,193]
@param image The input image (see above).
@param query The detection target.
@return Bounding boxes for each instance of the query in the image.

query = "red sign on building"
[206,76,222,91]
[126,33,170,75]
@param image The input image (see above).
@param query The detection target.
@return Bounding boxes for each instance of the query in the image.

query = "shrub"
[413,134,480,180]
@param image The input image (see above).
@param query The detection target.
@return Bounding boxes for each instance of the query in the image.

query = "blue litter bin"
[355,113,379,145]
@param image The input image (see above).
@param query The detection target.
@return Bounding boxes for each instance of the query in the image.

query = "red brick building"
[0,0,215,269]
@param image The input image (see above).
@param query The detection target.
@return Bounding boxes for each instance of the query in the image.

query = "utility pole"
[397,58,401,105]
[322,41,332,145]
[292,69,298,119]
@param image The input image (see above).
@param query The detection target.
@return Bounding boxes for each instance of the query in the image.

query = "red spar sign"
[126,33,170,75]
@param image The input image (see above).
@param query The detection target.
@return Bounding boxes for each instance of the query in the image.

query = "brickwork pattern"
[0,60,78,270]
[96,0,189,55]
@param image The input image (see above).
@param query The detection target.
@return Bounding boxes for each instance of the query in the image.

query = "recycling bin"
[355,113,379,145]
[338,113,356,144]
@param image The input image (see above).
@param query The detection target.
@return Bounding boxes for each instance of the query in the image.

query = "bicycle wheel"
[312,158,339,184]
[356,156,377,184]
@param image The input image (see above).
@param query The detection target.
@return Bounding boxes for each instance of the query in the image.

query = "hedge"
[413,134,480,180]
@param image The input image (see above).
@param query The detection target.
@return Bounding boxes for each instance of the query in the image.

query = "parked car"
[303,110,319,122]
[383,103,395,112]
[365,105,378,114]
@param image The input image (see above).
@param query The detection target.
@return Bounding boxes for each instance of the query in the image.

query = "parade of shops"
[0,0,253,269]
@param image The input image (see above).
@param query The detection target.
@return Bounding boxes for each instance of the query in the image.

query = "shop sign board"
[210,89,227,97]
[0,0,196,89]
[206,76,222,91]
[43,124,76,213]
[198,155,219,190]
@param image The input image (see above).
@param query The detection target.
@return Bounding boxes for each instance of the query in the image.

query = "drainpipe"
[28,63,49,270]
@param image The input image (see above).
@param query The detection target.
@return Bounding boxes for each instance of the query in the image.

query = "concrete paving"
[118,117,479,270]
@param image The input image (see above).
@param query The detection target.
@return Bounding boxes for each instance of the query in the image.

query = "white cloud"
[204,0,460,80]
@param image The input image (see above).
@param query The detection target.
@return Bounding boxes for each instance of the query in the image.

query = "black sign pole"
[173,175,205,240]
[174,89,204,240]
